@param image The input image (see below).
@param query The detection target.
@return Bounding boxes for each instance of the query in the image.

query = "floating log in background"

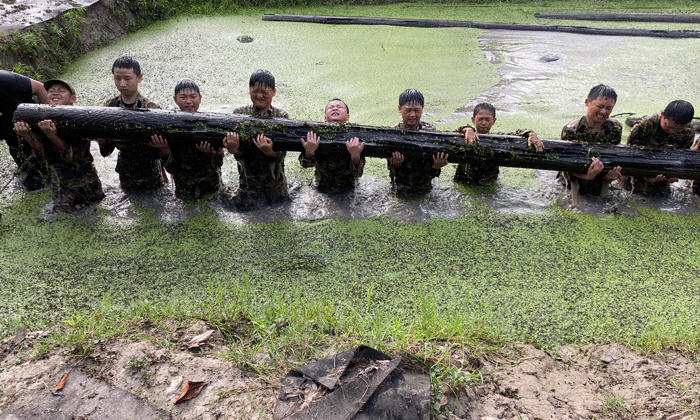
[534,13,700,24]
[13,103,700,180]
[262,14,700,39]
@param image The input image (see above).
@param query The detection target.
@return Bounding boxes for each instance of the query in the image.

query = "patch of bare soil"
[0,323,698,419]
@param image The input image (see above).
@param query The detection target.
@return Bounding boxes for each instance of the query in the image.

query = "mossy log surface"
[262,14,700,39]
[14,103,700,179]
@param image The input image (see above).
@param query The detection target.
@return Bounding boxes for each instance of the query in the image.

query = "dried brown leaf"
[174,381,207,404]
[187,330,214,348]
[54,372,69,392]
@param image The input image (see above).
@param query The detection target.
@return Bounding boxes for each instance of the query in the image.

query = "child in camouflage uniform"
[148,80,224,199]
[455,102,544,186]
[98,56,166,191]
[558,85,622,198]
[388,89,449,197]
[626,100,695,196]
[299,99,365,193]
[13,79,104,213]
[224,70,288,209]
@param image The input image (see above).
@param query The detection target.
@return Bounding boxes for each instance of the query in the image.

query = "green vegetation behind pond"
[2,192,700,351]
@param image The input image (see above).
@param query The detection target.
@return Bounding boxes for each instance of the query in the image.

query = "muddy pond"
[1,7,700,347]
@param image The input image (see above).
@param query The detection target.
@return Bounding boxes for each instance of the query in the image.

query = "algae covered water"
[1,4,700,347]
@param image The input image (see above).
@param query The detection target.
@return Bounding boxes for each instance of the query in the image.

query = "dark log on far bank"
[262,14,700,39]
[13,103,700,180]
[534,12,700,24]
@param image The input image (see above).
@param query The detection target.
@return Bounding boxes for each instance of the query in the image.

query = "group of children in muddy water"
[1,55,698,213]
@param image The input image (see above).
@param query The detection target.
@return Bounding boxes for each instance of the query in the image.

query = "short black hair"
[473,102,496,118]
[587,84,617,102]
[327,98,349,114]
[111,56,141,75]
[663,100,694,125]
[174,79,200,96]
[249,69,275,89]
[398,89,424,107]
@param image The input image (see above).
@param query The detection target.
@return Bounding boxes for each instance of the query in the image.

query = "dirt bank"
[0,323,698,419]
[0,0,143,78]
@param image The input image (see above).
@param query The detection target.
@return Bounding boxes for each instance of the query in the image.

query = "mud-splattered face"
[249,83,276,112]
[659,113,688,135]
[584,96,616,127]
[398,101,423,130]
[174,89,202,112]
[472,109,496,134]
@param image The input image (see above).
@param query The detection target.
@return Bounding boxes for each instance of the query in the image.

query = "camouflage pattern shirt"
[299,150,365,193]
[100,94,166,190]
[231,105,289,208]
[165,144,224,199]
[627,112,695,195]
[388,121,440,196]
[454,126,534,186]
[558,116,622,196]
[40,134,104,213]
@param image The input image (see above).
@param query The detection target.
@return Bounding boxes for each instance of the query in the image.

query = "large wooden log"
[534,12,700,24]
[261,14,700,39]
[13,103,700,180]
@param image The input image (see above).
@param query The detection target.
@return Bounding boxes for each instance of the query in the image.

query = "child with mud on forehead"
[148,80,225,200]
[455,102,544,186]
[223,69,289,209]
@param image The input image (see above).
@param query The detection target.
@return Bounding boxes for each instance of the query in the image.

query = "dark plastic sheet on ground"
[274,345,430,420]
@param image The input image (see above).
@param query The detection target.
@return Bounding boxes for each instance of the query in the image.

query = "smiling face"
[249,83,276,112]
[324,100,349,123]
[45,83,76,106]
[174,88,202,112]
[398,101,423,130]
[112,67,143,101]
[471,109,496,134]
[585,96,616,128]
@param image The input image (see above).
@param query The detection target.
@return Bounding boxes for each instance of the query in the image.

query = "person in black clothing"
[0,70,51,190]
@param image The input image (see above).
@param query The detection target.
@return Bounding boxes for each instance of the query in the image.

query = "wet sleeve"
[299,152,317,168]
[352,156,365,177]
